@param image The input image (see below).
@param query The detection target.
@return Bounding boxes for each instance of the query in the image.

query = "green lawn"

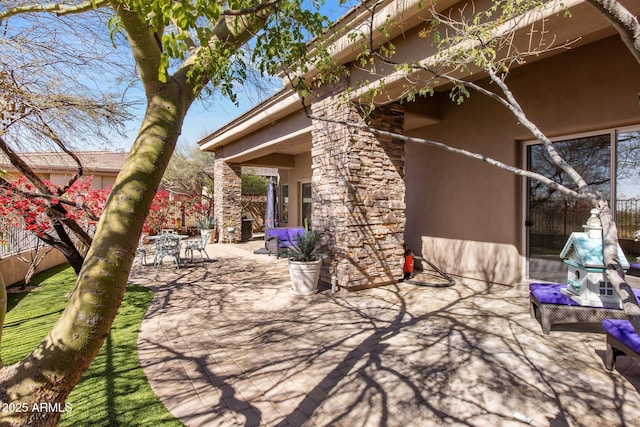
[2,264,183,426]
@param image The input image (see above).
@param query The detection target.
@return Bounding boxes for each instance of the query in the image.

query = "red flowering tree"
[0,177,190,277]
[0,175,109,278]
[141,189,172,235]
[142,191,213,234]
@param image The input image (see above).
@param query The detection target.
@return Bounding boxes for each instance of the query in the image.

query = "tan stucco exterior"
[0,249,68,287]
[405,37,640,284]
[200,0,640,286]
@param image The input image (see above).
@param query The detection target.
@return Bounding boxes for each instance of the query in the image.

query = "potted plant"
[196,217,217,243]
[288,227,327,295]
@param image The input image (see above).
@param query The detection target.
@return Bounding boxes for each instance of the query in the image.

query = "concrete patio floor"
[129,241,640,427]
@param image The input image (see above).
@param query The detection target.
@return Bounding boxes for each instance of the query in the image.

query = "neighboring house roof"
[0,151,128,175]
[560,232,630,270]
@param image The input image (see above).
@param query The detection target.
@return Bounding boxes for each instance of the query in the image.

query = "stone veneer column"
[312,80,406,290]
[213,149,242,242]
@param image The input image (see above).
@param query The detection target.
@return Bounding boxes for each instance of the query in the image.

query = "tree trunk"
[0,82,190,426]
[598,201,640,333]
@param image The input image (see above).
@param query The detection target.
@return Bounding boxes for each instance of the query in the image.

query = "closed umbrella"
[265,176,278,234]
[255,176,278,254]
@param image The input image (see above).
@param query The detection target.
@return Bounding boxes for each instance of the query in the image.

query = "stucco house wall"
[199,0,640,288]
[405,36,640,284]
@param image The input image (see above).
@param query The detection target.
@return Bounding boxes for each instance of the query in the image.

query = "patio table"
[148,234,189,270]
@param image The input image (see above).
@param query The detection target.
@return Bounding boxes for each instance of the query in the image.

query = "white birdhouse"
[560,209,630,308]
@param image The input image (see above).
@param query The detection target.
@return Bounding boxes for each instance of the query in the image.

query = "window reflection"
[616,131,640,259]
[527,134,611,282]
[301,182,312,227]
[527,129,640,281]
[281,184,289,223]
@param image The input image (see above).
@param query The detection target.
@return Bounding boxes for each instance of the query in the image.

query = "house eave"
[198,0,637,152]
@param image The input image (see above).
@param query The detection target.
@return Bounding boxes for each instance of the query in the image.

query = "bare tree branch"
[0,0,109,22]
[586,0,640,64]
[303,104,587,200]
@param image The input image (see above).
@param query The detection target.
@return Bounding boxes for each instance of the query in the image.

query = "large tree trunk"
[0,82,190,426]
[598,202,640,332]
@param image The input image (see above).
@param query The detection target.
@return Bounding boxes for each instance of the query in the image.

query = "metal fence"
[617,199,640,240]
[530,198,639,240]
[0,222,39,258]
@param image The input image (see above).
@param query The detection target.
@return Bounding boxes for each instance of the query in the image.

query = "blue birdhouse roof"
[560,232,630,270]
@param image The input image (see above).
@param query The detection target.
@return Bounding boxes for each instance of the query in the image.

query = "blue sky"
[113,87,274,151]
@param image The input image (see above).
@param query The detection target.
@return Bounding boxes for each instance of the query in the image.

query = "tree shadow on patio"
[131,256,640,426]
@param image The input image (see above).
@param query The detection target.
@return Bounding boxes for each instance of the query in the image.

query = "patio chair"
[135,236,148,266]
[154,235,182,271]
[185,231,211,262]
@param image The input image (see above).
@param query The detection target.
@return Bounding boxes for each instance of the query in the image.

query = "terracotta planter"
[288,259,322,295]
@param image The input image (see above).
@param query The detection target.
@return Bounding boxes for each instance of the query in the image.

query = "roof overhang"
[199,0,639,163]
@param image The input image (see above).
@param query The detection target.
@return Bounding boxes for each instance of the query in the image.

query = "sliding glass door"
[526,134,611,282]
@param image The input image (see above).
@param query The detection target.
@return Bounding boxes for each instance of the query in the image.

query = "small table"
[148,234,189,269]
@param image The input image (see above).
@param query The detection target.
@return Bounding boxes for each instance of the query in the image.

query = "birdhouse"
[560,209,630,308]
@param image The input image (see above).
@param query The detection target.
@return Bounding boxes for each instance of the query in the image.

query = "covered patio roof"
[197,0,634,165]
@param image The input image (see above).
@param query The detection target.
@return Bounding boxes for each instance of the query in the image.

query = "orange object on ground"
[403,246,414,279]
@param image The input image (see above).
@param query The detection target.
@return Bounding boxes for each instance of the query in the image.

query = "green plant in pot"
[288,226,327,295]
[196,217,216,243]
[197,217,216,230]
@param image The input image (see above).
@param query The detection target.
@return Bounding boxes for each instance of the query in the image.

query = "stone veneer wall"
[213,150,242,242]
[311,81,406,290]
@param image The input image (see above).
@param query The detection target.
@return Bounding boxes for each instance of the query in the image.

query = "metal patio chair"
[153,235,182,271]
[184,231,211,263]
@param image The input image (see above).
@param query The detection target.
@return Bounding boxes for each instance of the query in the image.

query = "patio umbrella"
[255,176,278,254]
[265,176,277,232]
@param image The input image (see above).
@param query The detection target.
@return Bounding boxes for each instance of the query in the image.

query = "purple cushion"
[629,263,640,277]
[287,228,304,243]
[267,228,289,240]
[267,227,305,248]
[529,283,579,306]
[530,283,640,307]
[603,319,640,353]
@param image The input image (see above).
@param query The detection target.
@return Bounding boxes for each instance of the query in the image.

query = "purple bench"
[529,283,632,334]
[602,319,640,370]
[266,227,305,258]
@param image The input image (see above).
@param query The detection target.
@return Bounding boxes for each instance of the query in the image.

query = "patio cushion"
[529,283,579,306]
[267,227,305,248]
[629,262,640,277]
[603,319,640,354]
[287,228,304,245]
[530,282,640,307]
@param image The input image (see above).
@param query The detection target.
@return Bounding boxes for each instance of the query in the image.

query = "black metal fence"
[617,199,640,240]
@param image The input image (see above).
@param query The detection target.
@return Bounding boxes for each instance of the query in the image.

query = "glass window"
[527,128,640,281]
[301,182,312,227]
[281,184,289,223]
[527,134,611,282]
[616,131,640,261]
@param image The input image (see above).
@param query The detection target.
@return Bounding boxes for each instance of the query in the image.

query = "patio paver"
[130,241,640,426]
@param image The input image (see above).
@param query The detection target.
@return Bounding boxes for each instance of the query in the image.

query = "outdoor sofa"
[602,318,640,371]
[266,227,305,258]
